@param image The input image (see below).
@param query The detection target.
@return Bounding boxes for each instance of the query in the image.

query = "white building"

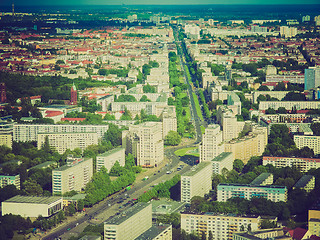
[96,147,126,172]
[181,162,212,203]
[294,135,320,155]
[280,26,297,38]
[212,152,234,175]
[305,67,320,90]
[0,174,20,189]
[262,156,320,172]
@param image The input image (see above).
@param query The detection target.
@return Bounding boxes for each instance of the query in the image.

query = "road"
[173,26,203,144]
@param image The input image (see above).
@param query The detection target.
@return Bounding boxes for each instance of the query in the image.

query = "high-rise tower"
[70,83,77,105]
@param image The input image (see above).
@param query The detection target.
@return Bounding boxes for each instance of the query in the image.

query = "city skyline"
[1,0,320,6]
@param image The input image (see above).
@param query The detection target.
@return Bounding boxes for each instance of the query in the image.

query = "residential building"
[224,126,267,164]
[96,147,125,172]
[293,175,315,193]
[0,121,13,148]
[14,124,109,142]
[37,132,98,154]
[294,135,320,155]
[252,91,289,104]
[309,202,320,237]
[104,202,152,240]
[262,156,320,172]
[233,228,289,240]
[123,122,164,167]
[211,152,234,175]
[217,183,287,202]
[181,212,260,240]
[2,195,63,218]
[181,162,212,203]
[52,157,93,195]
[135,224,172,240]
[250,173,273,186]
[280,26,297,38]
[161,106,177,138]
[227,92,242,115]
[259,101,320,111]
[0,174,20,189]
[199,124,224,162]
[305,67,320,90]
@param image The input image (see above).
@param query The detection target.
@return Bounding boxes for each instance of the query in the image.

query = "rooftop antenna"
[12,1,15,16]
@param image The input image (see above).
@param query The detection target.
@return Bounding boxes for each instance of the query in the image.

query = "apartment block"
[181,212,260,240]
[104,202,152,240]
[309,202,320,237]
[181,162,212,203]
[96,147,125,172]
[233,228,288,240]
[224,126,267,164]
[293,175,315,193]
[217,183,287,202]
[227,92,242,115]
[280,26,297,38]
[111,101,167,117]
[14,124,109,142]
[161,106,177,138]
[263,156,320,172]
[199,124,224,162]
[212,152,234,175]
[0,174,20,189]
[259,101,320,111]
[52,157,93,195]
[294,135,320,155]
[0,121,13,148]
[305,67,320,90]
[37,132,98,154]
[2,195,62,218]
[250,173,273,186]
[123,122,164,167]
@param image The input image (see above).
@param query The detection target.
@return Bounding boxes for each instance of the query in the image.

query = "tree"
[104,113,115,120]
[66,203,76,216]
[165,131,181,146]
[104,124,122,147]
[77,200,84,212]
[233,159,244,173]
[143,84,156,93]
[311,122,320,136]
[22,179,43,196]
[140,95,151,102]
[257,85,270,91]
[265,107,277,114]
[125,153,135,168]
[277,107,287,114]
[120,108,132,120]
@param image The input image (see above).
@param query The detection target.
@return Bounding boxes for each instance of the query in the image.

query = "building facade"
[293,175,315,193]
[305,67,320,90]
[199,124,224,162]
[104,203,152,240]
[0,174,20,189]
[217,183,287,202]
[294,135,320,155]
[2,195,63,218]
[262,156,320,172]
[37,132,98,154]
[211,152,234,175]
[123,122,164,167]
[96,147,126,172]
[181,162,212,203]
[181,212,260,240]
[52,157,93,195]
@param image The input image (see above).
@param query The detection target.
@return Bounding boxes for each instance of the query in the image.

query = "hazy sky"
[1,0,320,6]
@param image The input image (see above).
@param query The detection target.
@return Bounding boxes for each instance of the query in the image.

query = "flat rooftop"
[135,224,171,240]
[152,200,185,215]
[4,195,62,205]
[53,158,92,172]
[182,162,210,177]
[218,183,286,190]
[212,152,233,162]
[97,147,124,157]
[104,202,150,226]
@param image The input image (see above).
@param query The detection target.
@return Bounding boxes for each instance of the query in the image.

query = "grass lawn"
[174,147,199,157]
[192,92,204,121]
[200,125,205,134]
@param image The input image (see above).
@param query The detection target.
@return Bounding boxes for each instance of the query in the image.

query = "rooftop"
[251,173,273,185]
[212,152,233,162]
[152,200,185,215]
[135,224,171,240]
[53,158,92,172]
[294,175,314,188]
[182,162,210,177]
[218,183,286,190]
[104,202,150,226]
[4,195,62,204]
[97,147,124,158]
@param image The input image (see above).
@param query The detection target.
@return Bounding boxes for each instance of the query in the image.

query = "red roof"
[45,110,64,118]
[61,118,86,122]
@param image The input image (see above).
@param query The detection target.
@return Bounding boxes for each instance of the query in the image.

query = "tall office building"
[52,157,93,195]
[123,122,164,167]
[199,124,224,162]
[181,162,212,203]
[305,67,320,90]
[104,203,152,240]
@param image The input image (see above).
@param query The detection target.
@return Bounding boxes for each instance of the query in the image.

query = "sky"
[1,0,320,6]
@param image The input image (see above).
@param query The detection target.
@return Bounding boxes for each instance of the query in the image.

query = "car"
[166,171,172,174]
[67,228,71,231]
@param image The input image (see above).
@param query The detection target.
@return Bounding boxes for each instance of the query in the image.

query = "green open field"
[174,147,199,157]
[192,92,204,121]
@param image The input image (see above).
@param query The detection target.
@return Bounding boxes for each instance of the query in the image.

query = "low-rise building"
[181,162,212,203]
[135,224,172,240]
[217,183,287,202]
[2,195,63,218]
[96,147,125,172]
[52,157,93,195]
[211,152,234,175]
[104,202,152,240]
[262,156,320,172]
[293,175,315,193]
[181,212,260,240]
